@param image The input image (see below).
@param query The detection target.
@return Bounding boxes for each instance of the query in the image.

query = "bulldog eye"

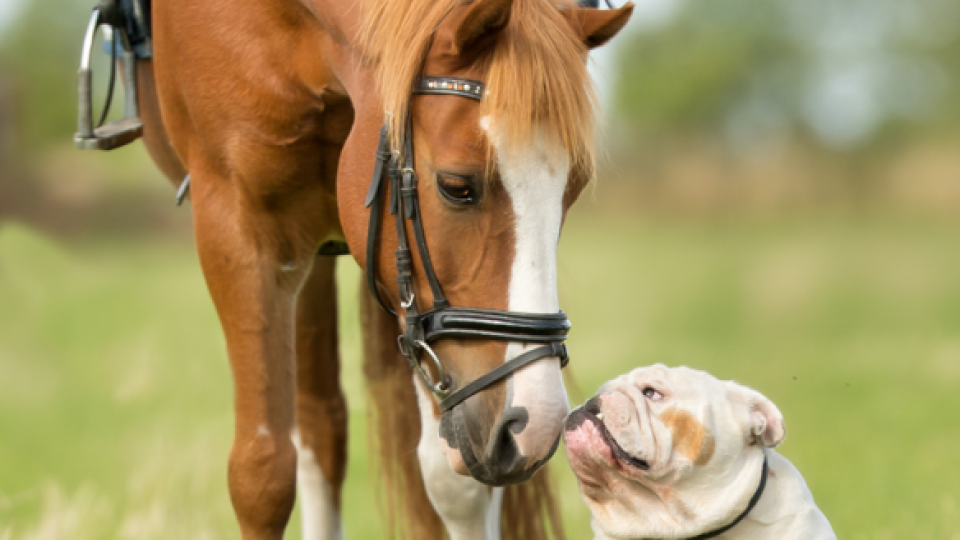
[643,387,663,401]
[437,173,480,206]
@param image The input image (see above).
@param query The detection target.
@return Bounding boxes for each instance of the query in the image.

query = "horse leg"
[191,165,327,539]
[293,255,347,540]
[414,383,503,540]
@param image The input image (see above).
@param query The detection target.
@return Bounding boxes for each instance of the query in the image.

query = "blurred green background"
[1,0,959,538]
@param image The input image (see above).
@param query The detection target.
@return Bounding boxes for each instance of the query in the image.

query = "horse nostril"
[488,407,527,467]
[491,422,521,465]
[500,406,529,436]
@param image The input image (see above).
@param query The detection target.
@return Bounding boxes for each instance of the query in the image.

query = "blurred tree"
[0,0,93,157]
[0,0,185,236]
[613,0,960,150]
[0,74,15,213]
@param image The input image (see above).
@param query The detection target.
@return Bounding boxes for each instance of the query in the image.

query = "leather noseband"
[364,76,571,413]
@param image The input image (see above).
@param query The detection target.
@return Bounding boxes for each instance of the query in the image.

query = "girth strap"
[440,343,568,412]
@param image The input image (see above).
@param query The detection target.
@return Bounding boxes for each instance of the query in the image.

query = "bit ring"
[413,340,449,397]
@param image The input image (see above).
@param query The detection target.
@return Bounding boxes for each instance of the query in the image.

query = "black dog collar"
[685,453,769,540]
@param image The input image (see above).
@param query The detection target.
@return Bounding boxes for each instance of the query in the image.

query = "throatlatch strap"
[365,124,396,316]
[365,125,391,208]
[439,342,568,412]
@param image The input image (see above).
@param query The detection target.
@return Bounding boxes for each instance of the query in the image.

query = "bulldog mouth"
[566,404,650,471]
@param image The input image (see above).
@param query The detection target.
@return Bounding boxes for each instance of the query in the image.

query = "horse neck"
[294,0,379,105]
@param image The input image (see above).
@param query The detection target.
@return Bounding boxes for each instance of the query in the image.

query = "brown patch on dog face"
[660,409,716,466]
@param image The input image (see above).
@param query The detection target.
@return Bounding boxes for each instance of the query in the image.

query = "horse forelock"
[358,0,597,184]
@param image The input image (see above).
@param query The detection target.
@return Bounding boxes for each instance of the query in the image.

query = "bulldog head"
[563,364,786,539]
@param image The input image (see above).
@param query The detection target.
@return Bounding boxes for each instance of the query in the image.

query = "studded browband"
[417,77,485,99]
[363,76,571,411]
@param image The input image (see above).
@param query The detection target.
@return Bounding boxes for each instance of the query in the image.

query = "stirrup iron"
[74,5,143,151]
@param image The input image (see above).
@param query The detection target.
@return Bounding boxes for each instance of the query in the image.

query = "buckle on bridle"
[398,336,450,397]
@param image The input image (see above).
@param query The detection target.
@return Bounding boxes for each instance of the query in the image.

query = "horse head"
[341,0,633,486]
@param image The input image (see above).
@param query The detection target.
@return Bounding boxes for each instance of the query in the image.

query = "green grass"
[1,211,959,539]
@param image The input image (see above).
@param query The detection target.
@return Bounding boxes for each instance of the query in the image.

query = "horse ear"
[561,3,635,50]
[453,0,514,55]
[726,381,787,448]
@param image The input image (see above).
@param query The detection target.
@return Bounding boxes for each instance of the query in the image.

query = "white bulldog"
[563,365,836,540]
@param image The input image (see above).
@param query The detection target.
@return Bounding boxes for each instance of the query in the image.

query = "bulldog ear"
[452,0,514,55]
[559,3,635,49]
[726,382,786,448]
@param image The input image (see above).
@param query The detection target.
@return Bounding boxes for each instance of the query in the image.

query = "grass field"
[1,210,959,539]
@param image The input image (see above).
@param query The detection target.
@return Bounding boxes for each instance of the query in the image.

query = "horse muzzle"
[438,379,566,486]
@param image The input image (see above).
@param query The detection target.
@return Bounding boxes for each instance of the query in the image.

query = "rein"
[364,76,571,412]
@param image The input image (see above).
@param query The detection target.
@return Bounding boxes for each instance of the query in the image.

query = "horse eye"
[643,387,663,401]
[437,174,479,206]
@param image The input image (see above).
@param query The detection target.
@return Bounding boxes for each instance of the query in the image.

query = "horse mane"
[359,0,597,181]
[502,467,566,540]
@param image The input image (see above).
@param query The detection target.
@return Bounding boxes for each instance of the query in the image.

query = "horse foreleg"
[294,255,347,540]
[414,382,504,540]
[192,172,323,540]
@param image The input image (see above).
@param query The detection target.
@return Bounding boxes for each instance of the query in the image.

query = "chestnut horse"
[136,0,632,538]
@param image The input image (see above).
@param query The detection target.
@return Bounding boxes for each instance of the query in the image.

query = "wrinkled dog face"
[563,364,785,539]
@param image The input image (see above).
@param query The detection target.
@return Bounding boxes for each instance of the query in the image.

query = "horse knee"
[228,428,298,539]
[296,392,348,482]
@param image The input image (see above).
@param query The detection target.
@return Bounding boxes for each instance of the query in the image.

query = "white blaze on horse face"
[292,429,343,540]
[486,117,571,461]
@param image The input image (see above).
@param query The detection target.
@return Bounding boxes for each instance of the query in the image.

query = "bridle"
[364,76,571,413]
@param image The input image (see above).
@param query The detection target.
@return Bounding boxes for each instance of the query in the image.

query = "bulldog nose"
[584,396,602,416]
[565,396,604,433]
